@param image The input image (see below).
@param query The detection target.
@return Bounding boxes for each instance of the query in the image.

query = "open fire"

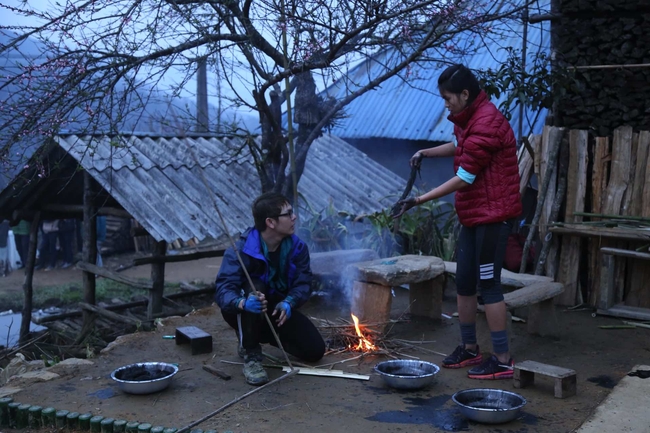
[350,314,376,352]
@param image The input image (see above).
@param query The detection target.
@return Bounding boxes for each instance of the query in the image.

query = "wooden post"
[19,211,41,344]
[148,240,167,319]
[82,172,98,328]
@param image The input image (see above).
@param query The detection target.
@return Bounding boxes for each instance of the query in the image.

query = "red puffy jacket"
[448,90,522,227]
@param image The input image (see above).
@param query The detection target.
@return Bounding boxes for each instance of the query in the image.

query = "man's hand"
[273,301,292,326]
[392,197,418,218]
[409,151,424,168]
[243,293,267,314]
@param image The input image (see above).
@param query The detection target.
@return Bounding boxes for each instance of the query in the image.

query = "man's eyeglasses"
[275,209,294,218]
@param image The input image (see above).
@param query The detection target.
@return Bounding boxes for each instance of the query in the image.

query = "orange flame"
[350,314,376,351]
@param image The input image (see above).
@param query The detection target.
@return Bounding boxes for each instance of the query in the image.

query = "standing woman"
[395,64,522,379]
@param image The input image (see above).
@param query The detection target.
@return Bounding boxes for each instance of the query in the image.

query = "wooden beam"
[79,302,141,326]
[133,248,226,265]
[32,286,215,324]
[149,240,167,319]
[601,247,650,261]
[280,367,370,380]
[82,172,98,328]
[550,224,650,241]
[44,204,132,218]
[76,261,153,290]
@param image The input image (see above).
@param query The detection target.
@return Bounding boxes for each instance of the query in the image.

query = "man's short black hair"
[252,192,291,232]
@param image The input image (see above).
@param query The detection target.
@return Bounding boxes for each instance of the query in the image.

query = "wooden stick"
[175,369,299,433]
[520,127,565,273]
[76,261,153,290]
[202,365,232,380]
[315,354,364,369]
[79,302,141,326]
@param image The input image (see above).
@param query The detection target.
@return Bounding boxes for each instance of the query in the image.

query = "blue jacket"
[215,228,313,313]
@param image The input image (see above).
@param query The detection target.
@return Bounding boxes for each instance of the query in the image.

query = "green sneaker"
[243,359,269,386]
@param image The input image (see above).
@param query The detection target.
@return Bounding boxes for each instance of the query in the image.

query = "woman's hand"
[409,151,424,168]
[392,197,419,218]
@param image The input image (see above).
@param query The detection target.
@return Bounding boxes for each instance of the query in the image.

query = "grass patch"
[0,279,182,312]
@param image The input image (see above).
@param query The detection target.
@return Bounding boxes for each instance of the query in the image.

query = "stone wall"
[556,0,650,135]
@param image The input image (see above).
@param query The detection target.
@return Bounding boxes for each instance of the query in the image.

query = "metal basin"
[452,388,526,424]
[374,360,440,390]
[111,362,178,395]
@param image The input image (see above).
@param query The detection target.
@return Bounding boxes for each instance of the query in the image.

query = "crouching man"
[215,192,326,385]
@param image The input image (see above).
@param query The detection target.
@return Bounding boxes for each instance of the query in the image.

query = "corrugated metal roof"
[55,133,405,243]
[322,0,551,142]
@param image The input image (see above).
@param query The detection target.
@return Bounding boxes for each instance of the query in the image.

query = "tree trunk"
[20,211,41,344]
[82,172,98,328]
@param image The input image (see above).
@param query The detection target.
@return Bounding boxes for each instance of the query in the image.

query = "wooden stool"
[175,326,213,355]
[514,360,577,398]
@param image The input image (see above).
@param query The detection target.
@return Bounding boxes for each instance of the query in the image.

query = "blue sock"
[460,323,477,347]
[491,330,509,355]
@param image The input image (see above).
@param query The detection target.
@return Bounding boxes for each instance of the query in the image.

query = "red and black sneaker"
[442,345,483,369]
[467,355,514,380]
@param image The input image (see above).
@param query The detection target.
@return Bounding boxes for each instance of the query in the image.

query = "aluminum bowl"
[452,388,526,424]
[374,360,440,390]
[111,362,178,395]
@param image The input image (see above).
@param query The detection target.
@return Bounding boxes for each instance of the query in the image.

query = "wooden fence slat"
[556,130,588,306]
[621,133,639,216]
[602,126,633,216]
[588,136,610,306]
[626,130,650,308]
[639,131,650,218]
[539,125,560,240]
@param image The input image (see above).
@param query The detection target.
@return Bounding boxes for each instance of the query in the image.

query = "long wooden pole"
[175,369,299,433]
[519,127,565,273]
[184,146,294,369]
[82,172,98,328]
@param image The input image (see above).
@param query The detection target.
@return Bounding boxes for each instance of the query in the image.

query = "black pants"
[14,234,29,267]
[222,305,325,363]
[455,220,512,304]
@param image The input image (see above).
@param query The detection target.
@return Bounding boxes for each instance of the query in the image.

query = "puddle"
[367,394,538,431]
[588,375,617,389]
[0,311,47,348]
[367,394,468,431]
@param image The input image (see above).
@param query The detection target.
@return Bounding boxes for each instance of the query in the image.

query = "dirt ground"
[0,257,648,432]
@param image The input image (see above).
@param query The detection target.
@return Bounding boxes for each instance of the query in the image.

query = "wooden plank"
[598,304,650,321]
[630,132,649,216]
[601,248,650,261]
[627,131,650,308]
[588,136,610,307]
[79,302,141,326]
[202,365,231,381]
[76,261,153,290]
[599,254,616,310]
[549,225,650,242]
[133,247,226,265]
[281,367,370,380]
[539,126,561,239]
[556,130,588,305]
[621,132,639,216]
[602,126,633,216]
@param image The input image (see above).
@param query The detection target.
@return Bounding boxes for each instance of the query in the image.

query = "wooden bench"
[514,360,577,398]
[444,261,564,337]
[345,255,445,323]
[176,326,213,355]
[598,247,650,321]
